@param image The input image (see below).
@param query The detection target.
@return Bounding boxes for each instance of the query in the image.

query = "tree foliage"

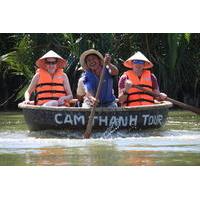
[0,33,199,110]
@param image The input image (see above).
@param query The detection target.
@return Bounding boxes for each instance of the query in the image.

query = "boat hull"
[18,101,172,132]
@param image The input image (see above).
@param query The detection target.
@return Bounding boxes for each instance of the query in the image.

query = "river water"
[0,111,200,166]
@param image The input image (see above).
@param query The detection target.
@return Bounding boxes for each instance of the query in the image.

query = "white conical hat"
[36,50,67,68]
[123,51,153,69]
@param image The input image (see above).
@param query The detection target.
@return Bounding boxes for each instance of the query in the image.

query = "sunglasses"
[45,61,57,65]
[132,60,145,64]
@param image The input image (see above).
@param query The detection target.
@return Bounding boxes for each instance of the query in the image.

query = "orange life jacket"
[35,68,67,105]
[124,70,154,106]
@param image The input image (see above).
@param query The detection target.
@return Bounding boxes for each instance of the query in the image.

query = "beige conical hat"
[80,49,104,69]
[123,51,153,69]
[36,50,67,69]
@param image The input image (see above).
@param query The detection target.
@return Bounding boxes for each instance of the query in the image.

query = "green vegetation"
[0,33,200,110]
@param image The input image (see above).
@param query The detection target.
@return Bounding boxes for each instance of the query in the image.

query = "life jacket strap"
[125,98,155,105]
[36,83,64,88]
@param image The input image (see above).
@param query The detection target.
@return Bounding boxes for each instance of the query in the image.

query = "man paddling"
[79,49,119,108]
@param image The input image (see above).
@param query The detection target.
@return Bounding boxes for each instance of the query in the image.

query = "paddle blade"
[84,131,91,139]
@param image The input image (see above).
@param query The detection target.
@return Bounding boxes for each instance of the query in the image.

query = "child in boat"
[23,50,73,106]
[79,49,119,108]
[118,51,167,106]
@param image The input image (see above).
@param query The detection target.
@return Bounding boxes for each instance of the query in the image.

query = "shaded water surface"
[0,111,200,165]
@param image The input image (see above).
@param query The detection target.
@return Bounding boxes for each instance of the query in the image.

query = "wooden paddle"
[131,84,200,115]
[84,63,106,138]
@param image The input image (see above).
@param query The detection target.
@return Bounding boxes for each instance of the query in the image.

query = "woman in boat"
[23,50,73,106]
[118,51,167,106]
[79,49,119,108]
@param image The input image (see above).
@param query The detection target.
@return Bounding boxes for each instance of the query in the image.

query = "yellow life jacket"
[124,70,154,106]
[35,68,67,105]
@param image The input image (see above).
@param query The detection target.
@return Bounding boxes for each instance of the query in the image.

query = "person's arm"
[106,63,119,76]
[63,73,73,99]
[104,53,119,76]
[118,75,131,104]
[151,74,167,100]
[84,91,97,105]
[76,77,86,101]
[58,74,73,105]
[82,76,98,106]
[24,73,39,104]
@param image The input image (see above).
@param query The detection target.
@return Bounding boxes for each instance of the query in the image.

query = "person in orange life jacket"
[118,51,167,106]
[79,49,119,108]
[23,50,73,106]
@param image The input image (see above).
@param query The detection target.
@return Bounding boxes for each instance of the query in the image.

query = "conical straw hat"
[123,51,153,69]
[36,50,67,68]
[80,49,104,70]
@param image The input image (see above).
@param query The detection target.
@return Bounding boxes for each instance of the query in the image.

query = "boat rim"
[18,101,173,112]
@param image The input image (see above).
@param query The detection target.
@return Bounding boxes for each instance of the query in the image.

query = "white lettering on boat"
[55,113,63,124]
[74,115,85,125]
[96,116,108,126]
[142,114,163,126]
[64,114,73,125]
[129,115,138,126]
[109,116,118,126]
[54,113,164,127]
